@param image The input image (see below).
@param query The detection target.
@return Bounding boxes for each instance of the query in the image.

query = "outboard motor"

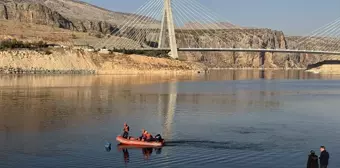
[154,134,163,142]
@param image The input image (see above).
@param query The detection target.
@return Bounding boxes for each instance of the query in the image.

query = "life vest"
[142,132,147,138]
[145,133,152,140]
[124,125,129,132]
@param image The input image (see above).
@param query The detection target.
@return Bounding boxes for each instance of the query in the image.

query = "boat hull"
[116,136,164,147]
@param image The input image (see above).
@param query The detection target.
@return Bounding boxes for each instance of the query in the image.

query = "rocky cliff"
[0,1,74,29]
[173,29,313,69]
[0,0,156,34]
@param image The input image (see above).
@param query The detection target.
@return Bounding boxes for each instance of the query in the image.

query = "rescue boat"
[116,135,164,147]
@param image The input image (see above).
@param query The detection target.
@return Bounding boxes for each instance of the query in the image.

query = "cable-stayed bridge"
[94,0,340,59]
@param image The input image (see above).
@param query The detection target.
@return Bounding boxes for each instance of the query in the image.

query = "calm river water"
[1,70,340,168]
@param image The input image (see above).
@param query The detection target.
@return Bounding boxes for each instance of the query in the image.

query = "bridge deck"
[131,48,340,55]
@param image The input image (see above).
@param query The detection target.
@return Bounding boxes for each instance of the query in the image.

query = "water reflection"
[117,145,162,163]
[0,70,339,89]
[122,148,129,164]
[0,74,200,88]
[1,70,340,168]
[158,81,177,140]
[0,70,336,134]
[204,69,340,81]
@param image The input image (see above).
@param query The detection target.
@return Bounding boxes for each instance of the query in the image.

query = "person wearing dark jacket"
[122,122,130,139]
[319,146,330,168]
[307,150,319,168]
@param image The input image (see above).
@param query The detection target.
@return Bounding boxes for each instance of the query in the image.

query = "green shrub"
[111,48,170,58]
[0,39,49,50]
[1,39,26,49]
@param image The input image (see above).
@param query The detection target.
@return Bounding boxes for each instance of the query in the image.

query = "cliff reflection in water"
[2,70,340,167]
[0,70,332,134]
[204,69,340,81]
[0,74,185,133]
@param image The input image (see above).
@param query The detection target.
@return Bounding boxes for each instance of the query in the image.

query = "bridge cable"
[99,0,159,49]
[94,0,156,49]
[122,0,164,49]
[302,20,340,51]
[295,16,340,45]
[171,1,204,48]
[114,0,163,49]
[173,0,217,48]
[296,17,340,49]
[176,0,225,48]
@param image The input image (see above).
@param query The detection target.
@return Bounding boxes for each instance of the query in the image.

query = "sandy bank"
[0,49,205,75]
[306,60,340,74]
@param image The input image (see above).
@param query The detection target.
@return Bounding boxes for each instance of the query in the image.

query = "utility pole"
[158,0,179,59]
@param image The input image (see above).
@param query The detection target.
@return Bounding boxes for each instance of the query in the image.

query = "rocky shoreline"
[1,48,338,75]
[306,60,340,74]
[0,66,304,75]
[0,49,205,75]
[0,67,96,74]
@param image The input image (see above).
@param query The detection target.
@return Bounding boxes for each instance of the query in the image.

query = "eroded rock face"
[174,29,290,68]
[0,1,75,29]
[0,4,8,19]
[70,20,117,34]
[173,29,339,68]
[0,0,121,33]
[0,0,149,34]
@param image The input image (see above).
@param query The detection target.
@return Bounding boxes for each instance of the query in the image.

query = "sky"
[81,0,340,36]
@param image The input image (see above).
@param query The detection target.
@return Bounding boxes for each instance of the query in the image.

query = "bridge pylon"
[158,0,179,59]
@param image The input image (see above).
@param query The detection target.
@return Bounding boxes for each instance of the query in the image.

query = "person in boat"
[307,150,319,168]
[144,131,154,142]
[138,129,147,141]
[122,122,130,139]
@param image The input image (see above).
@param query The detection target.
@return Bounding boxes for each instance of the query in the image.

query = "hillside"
[0,0,157,34]
[0,19,93,43]
[0,0,338,70]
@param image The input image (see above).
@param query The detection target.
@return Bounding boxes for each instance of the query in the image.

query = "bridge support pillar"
[159,0,179,59]
[260,51,265,69]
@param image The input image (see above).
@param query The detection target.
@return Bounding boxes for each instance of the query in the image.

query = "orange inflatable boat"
[116,136,164,147]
